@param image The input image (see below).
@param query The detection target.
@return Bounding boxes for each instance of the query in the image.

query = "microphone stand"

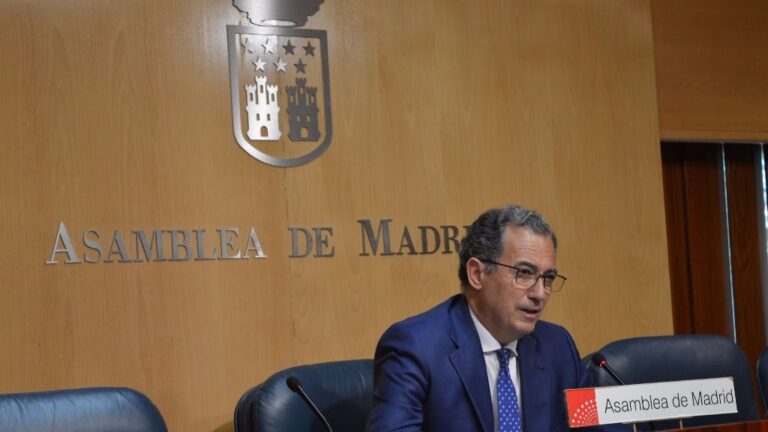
[592,353,654,432]
[286,376,334,432]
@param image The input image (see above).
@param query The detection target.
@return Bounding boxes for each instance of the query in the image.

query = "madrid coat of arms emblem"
[228,0,332,167]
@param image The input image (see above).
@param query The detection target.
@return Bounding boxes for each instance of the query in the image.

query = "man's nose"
[527,277,548,299]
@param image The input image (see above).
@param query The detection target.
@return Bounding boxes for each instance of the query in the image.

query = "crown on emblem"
[233,0,325,27]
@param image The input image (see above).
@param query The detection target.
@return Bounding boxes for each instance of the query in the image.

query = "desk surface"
[663,420,768,431]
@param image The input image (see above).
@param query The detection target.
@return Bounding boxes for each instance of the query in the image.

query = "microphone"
[591,353,656,431]
[591,352,625,385]
[286,376,334,432]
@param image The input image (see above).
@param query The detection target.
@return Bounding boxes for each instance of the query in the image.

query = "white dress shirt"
[468,306,522,432]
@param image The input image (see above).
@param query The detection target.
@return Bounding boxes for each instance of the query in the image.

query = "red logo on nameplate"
[566,388,600,428]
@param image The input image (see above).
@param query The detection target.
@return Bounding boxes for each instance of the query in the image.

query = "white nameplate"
[565,377,738,427]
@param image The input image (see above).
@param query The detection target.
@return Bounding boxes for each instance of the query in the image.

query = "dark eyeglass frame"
[479,259,567,292]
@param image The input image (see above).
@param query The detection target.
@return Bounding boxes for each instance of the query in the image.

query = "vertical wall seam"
[758,143,768,346]
[720,142,737,342]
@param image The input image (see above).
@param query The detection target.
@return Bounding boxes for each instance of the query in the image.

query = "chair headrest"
[585,335,759,428]
[235,359,373,432]
[0,387,167,432]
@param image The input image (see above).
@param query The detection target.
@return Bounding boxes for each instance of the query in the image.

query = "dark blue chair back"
[235,359,373,432]
[757,347,768,411]
[584,334,759,430]
[0,387,167,432]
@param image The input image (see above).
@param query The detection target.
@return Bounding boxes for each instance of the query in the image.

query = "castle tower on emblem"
[286,78,320,141]
[245,75,281,140]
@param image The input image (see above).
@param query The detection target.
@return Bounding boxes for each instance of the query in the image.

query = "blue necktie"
[496,348,522,432]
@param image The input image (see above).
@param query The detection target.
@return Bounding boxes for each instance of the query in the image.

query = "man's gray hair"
[458,204,557,289]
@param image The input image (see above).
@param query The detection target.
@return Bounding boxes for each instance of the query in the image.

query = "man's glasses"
[480,259,567,292]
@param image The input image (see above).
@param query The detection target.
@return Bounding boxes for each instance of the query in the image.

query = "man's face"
[467,226,557,345]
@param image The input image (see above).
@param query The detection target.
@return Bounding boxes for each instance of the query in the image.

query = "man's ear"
[466,257,485,291]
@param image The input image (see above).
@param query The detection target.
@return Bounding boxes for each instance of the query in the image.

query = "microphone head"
[286,376,302,393]
[591,352,608,367]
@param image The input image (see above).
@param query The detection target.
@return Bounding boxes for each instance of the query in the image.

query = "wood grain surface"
[0,1,672,430]
[652,0,768,140]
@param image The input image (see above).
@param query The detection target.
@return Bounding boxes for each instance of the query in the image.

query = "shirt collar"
[468,304,518,356]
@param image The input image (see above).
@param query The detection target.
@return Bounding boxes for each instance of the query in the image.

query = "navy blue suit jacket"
[366,295,628,432]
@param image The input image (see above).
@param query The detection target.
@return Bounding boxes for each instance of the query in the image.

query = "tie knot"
[496,348,512,365]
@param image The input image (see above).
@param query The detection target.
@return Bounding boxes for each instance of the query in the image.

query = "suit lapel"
[517,333,551,431]
[448,297,494,432]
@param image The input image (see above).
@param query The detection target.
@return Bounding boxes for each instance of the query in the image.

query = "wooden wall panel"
[725,145,766,366]
[662,143,731,336]
[652,0,768,140]
[0,0,672,430]
[662,143,695,334]
[681,144,732,336]
[285,0,674,364]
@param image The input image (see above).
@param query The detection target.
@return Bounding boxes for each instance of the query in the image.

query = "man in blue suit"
[366,205,627,432]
